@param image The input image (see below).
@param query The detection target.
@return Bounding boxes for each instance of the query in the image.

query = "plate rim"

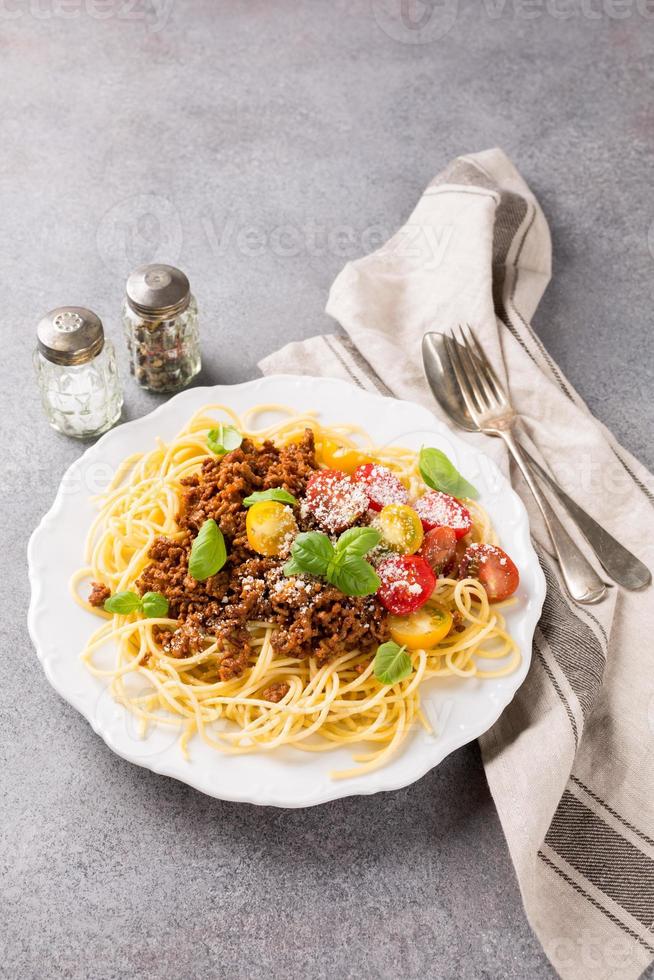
[27,374,546,807]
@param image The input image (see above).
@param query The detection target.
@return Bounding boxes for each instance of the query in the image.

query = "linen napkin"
[259,149,654,980]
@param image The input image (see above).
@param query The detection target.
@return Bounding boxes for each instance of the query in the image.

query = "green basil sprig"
[141,592,170,618]
[419,447,478,500]
[104,590,169,618]
[207,424,242,456]
[188,519,227,581]
[283,526,381,596]
[373,641,412,685]
[329,552,381,596]
[335,526,380,557]
[284,532,334,578]
[242,487,298,508]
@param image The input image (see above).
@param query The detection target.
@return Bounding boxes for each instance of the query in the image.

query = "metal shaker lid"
[125,264,191,319]
[36,307,104,366]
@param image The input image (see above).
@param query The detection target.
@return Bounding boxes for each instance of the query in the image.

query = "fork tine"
[458,325,498,407]
[465,324,506,403]
[454,325,495,410]
[443,331,483,416]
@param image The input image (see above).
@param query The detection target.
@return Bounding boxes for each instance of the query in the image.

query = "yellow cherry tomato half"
[389,605,453,650]
[378,503,424,555]
[246,500,298,557]
[318,437,375,475]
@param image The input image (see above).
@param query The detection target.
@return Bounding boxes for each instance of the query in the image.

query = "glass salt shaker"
[122,263,201,392]
[33,307,123,438]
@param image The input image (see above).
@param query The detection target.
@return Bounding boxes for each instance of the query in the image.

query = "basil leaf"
[327,554,381,596]
[207,424,242,456]
[141,592,170,618]
[243,487,298,509]
[282,557,304,577]
[373,641,413,685]
[419,447,478,500]
[282,527,381,594]
[335,526,381,558]
[188,519,228,581]
[104,591,142,615]
[283,531,333,578]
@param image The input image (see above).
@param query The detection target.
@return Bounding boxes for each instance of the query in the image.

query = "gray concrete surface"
[2,2,653,978]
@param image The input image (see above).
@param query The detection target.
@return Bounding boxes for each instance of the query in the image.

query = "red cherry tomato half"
[459,544,520,602]
[304,469,368,534]
[414,490,472,539]
[419,526,458,575]
[376,554,436,615]
[353,463,408,512]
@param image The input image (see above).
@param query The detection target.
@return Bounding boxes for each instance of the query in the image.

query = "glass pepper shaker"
[122,263,201,392]
[33,307,123,438]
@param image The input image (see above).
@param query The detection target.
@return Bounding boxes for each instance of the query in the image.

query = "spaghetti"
[73,404,520,779]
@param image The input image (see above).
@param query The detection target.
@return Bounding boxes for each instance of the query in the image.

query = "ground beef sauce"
[136,429,390,680]
[89,581,111,607]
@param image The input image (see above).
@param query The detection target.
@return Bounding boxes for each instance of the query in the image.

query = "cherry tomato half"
[389,605,453,650]
[318,438,374,475]
[414,490,472,539]
[304,469,369,534]
[377,504,424,554]
[419,526,458,574]
[376,554,436,615]
[246,501,298,557]
[459,543,519,602]
[353,463,408,512]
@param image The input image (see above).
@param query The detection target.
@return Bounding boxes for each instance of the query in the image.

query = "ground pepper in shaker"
[123,263,200,392]
[33,307,123,438]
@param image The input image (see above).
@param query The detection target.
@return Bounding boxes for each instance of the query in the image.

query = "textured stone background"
[2,2,653,978]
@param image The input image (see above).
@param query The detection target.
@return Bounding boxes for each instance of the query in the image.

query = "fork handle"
[499,429,607,604]
[521,446,651,591]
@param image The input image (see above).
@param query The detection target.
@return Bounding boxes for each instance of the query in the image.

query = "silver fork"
[444,326,607,605]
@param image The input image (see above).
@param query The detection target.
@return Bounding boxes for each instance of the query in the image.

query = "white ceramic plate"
[28,375,545,808]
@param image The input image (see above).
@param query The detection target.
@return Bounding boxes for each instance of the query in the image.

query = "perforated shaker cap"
[36,307,104,366]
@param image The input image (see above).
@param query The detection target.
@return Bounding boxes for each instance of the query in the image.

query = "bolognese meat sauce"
[136,429,390,679]
[88,581,111,607]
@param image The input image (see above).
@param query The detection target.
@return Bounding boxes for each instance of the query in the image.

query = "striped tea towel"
[259,148,654,980]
